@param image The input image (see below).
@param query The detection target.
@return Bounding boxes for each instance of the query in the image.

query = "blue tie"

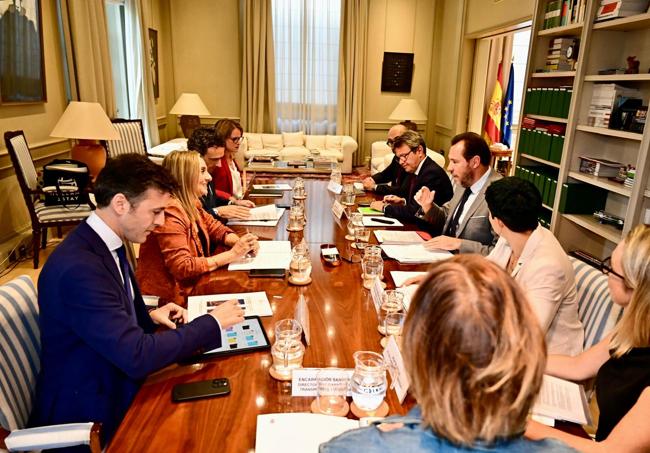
[116,245,134,304]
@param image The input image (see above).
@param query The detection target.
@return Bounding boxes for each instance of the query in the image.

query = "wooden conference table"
[108,177,426,452]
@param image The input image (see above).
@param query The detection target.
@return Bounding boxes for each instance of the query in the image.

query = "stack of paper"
[374,230,425,244]
[532,375,592,425]
[188,291,273,318]
[227,204,285,226]
[228,241,292,270]
[380,244,452,264]
[252,183,292,191]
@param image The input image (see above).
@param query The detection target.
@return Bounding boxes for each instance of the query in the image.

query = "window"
[510,28,531,146]
[105,0,130,118]
[272,0,341,134]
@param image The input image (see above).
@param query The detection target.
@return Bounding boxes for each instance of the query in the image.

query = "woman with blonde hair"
[526,224,650,451]
[136,151,258,306]
[321,255,573,452]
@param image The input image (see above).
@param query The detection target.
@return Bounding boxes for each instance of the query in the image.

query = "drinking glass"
[350,351,387,413]
[378,290,405,335]
[289,244,312,283]
[270,319,305,380]
[341,183,356,206]
[361,254,383,290]
[346,212,363,241]
[353,225,371,250]
[363,245,382,260]
[330,166,342,185]
[382,311,407,349]
[315,368,349,416]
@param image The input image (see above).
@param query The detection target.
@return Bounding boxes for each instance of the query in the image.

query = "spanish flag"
[483,62,503,145]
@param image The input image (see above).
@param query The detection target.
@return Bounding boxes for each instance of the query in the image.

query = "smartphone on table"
[172,378,231,402]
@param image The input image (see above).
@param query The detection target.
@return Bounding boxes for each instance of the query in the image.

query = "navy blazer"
[30,221,221,443]
[384,156,453,220]
[372,156,407,196]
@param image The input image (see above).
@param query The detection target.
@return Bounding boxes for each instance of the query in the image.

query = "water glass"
[346,212,363,240]
[361,255,383,290]
[330,166,342,185]
[289,244,312,283]
[353,225,371,249]
[341,183,356,206]
[315,368,349,416]
[378,291,405,335]
[270,319,305,380]
[350,351,387,413]
[287,205,305,232]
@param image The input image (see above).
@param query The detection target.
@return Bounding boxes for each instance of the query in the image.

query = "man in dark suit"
[414,132,501,255]
[370,131,452,222]
[30,154,244,445]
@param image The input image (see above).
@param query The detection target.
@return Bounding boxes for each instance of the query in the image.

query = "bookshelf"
[514,0,650,257]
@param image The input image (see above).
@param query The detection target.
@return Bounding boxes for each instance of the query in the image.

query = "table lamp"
[50,101,120,180]
[388,98,427,131]
[169,93,210,138]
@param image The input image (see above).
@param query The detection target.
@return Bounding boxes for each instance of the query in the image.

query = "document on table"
[255,413,360,453]
[226,204,285,226]
[390,271,427,287]
[380,244,453,264]
[362,217,403,227]
[228,240,292,270]
[252,183,292,191]
[187,291,273,318]
[374,230,424,244]
[532,375,592,425]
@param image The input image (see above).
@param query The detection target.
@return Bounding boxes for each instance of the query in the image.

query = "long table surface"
[108,177,425,452]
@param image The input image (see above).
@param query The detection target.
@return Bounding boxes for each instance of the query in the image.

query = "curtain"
[483,34,513,126]
[124,0,160,147]
[240,0,277,133]
[272,0,341,134]
[337,0,368,167]
[63,0,116,116]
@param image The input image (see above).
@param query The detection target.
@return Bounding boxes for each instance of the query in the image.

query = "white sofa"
[370,141,446,175]
[239,131,358,174]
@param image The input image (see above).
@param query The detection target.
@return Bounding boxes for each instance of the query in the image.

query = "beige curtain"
[483,34,513,125]
[240,0,277,133]
[63,0,116,116]
[337,0,368,167]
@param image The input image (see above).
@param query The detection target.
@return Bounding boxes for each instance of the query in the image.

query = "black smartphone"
[172,378,231,402]
[249,268,286,278]
[276,203,292,209]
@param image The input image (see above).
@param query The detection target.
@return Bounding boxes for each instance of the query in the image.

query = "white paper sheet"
[226,205,285,226]
[390,271,427,287]
[252,183,292,191]
[187,291,273,318]
[374,230,424,244]
[228,241,292,270]
[532,375,592,425]
[380,245,452,264]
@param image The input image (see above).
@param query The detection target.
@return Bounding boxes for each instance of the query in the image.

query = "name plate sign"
[331,200,345,219]
[383,336,410,403]
[327,180,343,194]
[291,368,354,397]
[371,278,385,315]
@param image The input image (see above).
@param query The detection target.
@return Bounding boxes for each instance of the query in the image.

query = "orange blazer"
[136,198,233,306]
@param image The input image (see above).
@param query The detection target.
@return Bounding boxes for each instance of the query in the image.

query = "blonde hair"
[162,151,201,223]
[403,255,546,446]
[610,224,650,357]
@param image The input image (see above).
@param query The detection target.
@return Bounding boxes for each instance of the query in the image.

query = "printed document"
[374,230,424,244]
[532,375,592,425]
[228,241,292,270]
[227,205,285,226]
[188,291,273,318]
[380,244,453,264]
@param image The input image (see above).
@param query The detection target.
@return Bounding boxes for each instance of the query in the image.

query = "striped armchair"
[104,119,148,159]
[570,256,623,350]
[0,276,100,452]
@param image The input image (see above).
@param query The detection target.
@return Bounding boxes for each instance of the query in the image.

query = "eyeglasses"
[229,136,243,143]
[386,138,395,147]
[601,256,625,281]
[396,149,414,162]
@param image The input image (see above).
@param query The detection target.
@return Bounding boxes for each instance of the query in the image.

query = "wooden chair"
[4,131,93,268]
[104,118,148,158]
[0,275,101,452]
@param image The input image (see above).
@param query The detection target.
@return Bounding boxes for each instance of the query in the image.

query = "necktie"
[408,175,416,199]
[446,188,472,237]
[116,245,134,304]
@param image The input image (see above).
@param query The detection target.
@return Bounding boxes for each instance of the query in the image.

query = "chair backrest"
[0,276,40,431]
[4,131,39,193]
[104,119,147,158]
[570,256,624,349]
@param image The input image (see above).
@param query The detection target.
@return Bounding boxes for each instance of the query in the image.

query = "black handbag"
[42,159,90,206]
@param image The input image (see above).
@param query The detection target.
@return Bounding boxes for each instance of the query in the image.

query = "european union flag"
[501,62,515,148]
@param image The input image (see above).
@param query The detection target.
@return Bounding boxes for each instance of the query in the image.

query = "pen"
[370,217,395,225]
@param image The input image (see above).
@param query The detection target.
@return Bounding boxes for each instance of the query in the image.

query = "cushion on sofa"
[262,134,283,150]
[319,148,344,162]
[282,131,304,147]
[245,133,263,150]
[325,135,343,150]
[280,146,310,160]
[305,135,327,150]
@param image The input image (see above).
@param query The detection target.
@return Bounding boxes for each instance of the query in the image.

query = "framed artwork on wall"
[148,28,159,99]
[0,0,46,104]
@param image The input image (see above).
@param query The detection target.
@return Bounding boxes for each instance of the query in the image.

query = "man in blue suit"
[30,154,244,446]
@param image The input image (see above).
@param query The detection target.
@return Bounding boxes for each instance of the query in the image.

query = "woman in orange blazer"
[136,151,258,306]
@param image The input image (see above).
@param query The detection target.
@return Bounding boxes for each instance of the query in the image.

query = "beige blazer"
[488,226,584,355]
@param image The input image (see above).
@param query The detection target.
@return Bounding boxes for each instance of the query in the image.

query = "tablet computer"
[184,315,271,362]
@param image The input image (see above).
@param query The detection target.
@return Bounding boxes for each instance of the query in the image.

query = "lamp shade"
[388,98,427,121]
[169,93,210,116]
[50,101,120,140]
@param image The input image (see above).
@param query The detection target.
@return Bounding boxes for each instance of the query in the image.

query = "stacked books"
[596,0,650,21]
[312,157,333,169]
[578,156,624,177]
[543,0,587,29]
[546,38,578,72]
[625,167,636,188]
[587,84,642,128]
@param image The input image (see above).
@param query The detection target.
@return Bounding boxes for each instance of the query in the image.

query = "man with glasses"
[369,131,452,221]
[361,123,410,195]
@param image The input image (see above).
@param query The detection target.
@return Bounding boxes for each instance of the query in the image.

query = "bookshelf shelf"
[538,22,584,37]
[584,74,650,82]
[592,12,650,31]
[526,114,568,123]
[567,171,631,197]
[562,214,623,243]
[520,153,561,168]
[575,125,644,141]
[532,71,577,78]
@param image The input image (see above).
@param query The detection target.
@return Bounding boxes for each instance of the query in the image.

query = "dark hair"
[392,130,426,154]
[485,177,541,232]
[94,154,177,208]
[451,132,491,166]
[187,126,222,156]
[400,120,418,132]
[214,118,243,142]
